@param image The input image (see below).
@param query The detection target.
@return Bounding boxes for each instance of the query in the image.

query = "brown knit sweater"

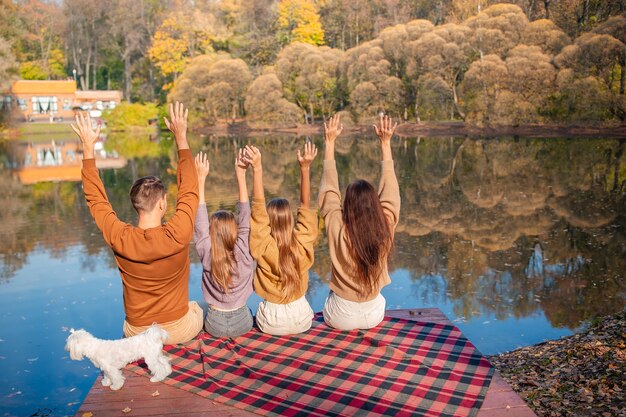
[81,149,198,326]
[318,159,400,302]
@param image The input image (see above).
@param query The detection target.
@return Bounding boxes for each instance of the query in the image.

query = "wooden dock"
[76,309,538,417]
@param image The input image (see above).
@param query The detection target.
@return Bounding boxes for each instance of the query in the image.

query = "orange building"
[13,141,127,184]
[3,80,123,121]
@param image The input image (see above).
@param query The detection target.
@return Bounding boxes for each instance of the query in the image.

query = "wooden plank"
[76,308,537,417]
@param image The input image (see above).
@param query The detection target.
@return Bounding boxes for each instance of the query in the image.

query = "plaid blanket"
[129,315,494,417]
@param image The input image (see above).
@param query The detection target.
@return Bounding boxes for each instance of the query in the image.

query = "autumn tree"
[244,72,302,127]
[13,0,66,80]
[149,6,230,91]
[277,0,325,46]
[274,42,343,122]
[465,3,529,58]
[218,0,281,67]
[555,32,626,119]
[462,45,557,126]
[168,54,252,124]
[0,37,18,91]
[342,38,406,121]
[63,0,109,89]
[409,23,473,120]
[523,19,570,56]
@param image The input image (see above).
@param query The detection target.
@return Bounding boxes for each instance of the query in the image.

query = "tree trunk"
[84,48,92,92]
[451,84,465,120]
[619,59,626,95]
[124,53,132,102]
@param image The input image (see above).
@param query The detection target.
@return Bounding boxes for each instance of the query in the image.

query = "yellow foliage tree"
[148,12,218,90]
[277,0,324,46]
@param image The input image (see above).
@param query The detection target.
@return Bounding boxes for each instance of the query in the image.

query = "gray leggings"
[204,305,253,338]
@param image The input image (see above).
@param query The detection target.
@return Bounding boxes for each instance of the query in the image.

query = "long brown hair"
[343,179,393,298]
[209,210,237,293]
[266,198,301,299]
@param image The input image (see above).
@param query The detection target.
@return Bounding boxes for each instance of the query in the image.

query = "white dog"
[65,324,172,390]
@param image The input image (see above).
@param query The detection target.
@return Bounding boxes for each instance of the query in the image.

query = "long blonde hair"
[267,198,301,299]
[209,210,237,293]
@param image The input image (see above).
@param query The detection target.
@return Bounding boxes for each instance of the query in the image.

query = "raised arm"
[242,145,263,201]
[373,115,400,228]
[323,114,343,162]
[193,151,212,269]
[297,141,318,208]
[73,113,127,250]
[236,148,249,203]
[318,114,344,234]
[373,114,397,162]
[195,152,210,204]
[164,101,190,151]
[71,113,101,160]
[163,102,198,243]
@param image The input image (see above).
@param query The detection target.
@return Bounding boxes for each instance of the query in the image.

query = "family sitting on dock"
[72,101,400,344]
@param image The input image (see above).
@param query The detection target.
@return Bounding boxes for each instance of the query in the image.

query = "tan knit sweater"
[81,149,198,326]
[318,159,400,302]
[250,198,318,304]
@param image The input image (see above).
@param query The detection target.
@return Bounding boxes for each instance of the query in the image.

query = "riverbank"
[197,120,626,138]
[487,310,626,417]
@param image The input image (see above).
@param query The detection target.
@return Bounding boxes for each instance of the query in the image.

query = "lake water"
[0,131,625,417]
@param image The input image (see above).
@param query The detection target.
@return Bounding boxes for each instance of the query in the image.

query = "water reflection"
[0,133,624,415]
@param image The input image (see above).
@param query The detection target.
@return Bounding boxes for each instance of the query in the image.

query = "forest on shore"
[1,0,625,128]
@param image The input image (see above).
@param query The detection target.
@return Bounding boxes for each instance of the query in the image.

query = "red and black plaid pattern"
[129,315,494,417]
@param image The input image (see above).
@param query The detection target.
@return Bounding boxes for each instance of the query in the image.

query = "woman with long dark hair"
[319,114,400,330]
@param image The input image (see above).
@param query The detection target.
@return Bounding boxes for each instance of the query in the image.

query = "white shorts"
[323,292,386,331]
[256,295,314,336]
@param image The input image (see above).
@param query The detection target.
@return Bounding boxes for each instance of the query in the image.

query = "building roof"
[11,80,77,95]
[75,90,123,101]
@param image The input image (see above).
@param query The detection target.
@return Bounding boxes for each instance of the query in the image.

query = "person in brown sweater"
[72,102,202,344]
[242,143,319,335]
[318,114,400,331]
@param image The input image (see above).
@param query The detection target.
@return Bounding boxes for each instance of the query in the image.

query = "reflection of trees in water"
[1,135,624,331]
[397,137,625,328]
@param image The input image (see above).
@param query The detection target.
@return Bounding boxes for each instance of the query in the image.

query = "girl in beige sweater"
[318,115,400,330]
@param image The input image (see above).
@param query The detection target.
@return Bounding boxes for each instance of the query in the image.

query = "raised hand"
[242,145,261,170]
[324,114,343,143]
[235,148,248,177]
[71,112,101,160]
[297,141,318,169]
[163,101,189,149]
[235,148,249,203]
[194,152,210,181]
[373,114,397,144]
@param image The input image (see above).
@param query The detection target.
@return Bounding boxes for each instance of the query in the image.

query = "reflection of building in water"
[13,141,126,184]
[1,80,122,122]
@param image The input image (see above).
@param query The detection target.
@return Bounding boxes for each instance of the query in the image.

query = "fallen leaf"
[151,390,160,397]
[82,413,93,417]
[122,407,132,413]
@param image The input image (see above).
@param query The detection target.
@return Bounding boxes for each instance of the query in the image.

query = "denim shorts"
[204,305,253,338]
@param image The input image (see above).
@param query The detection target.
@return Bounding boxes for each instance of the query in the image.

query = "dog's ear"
[70,328,75,334]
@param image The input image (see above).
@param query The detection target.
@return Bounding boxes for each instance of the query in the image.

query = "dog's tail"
[146,323,169,343]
